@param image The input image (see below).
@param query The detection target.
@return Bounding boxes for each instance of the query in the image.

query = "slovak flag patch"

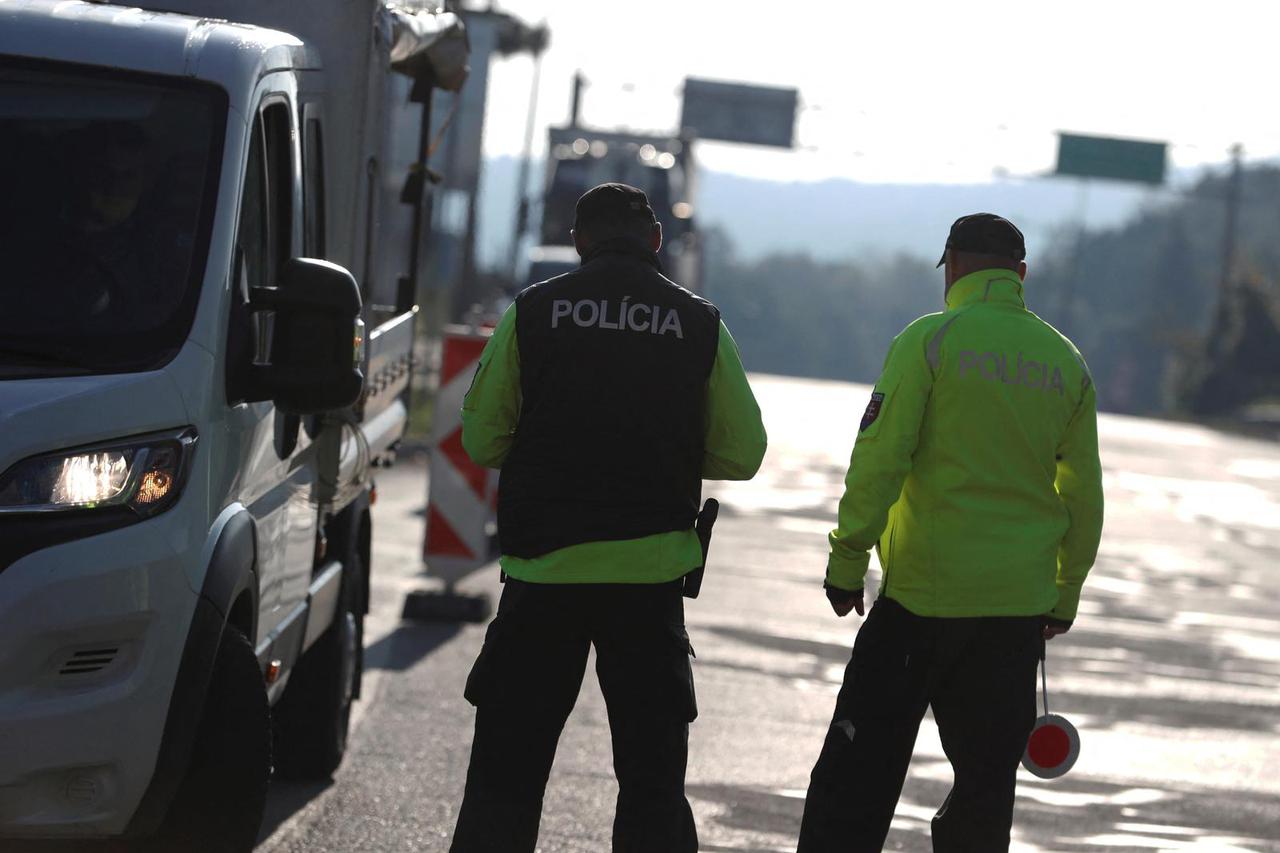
[860,392,885,432]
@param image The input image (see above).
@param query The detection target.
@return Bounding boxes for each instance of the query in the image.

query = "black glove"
[1042,614,1073,639]
[824,581,864,617]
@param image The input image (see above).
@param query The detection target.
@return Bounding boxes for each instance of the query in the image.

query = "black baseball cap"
[573,182,657,233]
[936,213,1026,268]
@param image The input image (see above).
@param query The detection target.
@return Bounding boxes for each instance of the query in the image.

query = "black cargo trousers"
[797,596,1041,853]
[450,578,699,853]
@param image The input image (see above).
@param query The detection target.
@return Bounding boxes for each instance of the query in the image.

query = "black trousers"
[797,597,1041,853]
[450,579,699,853]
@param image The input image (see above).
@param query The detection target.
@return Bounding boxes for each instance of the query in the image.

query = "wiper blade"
[0,346,95,371]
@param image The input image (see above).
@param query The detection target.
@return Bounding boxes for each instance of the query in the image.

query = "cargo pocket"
[844,601,924,725]
[463,616,507,707]
[671,626,698,723]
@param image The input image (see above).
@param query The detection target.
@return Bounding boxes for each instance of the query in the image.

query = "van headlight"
[0,428,197,517]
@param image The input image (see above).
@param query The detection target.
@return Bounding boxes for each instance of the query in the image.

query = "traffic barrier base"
[401,588,492,623]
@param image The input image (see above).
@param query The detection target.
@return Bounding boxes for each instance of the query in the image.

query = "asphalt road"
[257,374,1280,853]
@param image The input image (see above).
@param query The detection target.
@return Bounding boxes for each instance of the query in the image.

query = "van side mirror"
[250,258,365,415]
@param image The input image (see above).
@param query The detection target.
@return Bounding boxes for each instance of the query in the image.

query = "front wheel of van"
[272,556,364,780]
[152,625,271,852]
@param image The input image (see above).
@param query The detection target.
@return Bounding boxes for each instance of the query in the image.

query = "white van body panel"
[0,369,191,481]
[0,507,202,836]
[0,4,321,835]
[0,359,212,835]
[0,0,427,835]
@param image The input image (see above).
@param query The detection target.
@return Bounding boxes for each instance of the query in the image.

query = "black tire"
[272,555,365,780]
[153,626,271,853]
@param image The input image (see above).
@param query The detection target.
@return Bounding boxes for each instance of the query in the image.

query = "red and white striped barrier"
[423,325,499,586]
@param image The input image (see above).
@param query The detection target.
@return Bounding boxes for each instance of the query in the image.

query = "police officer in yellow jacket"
[797,214,1104,852]
[451,183,767,852]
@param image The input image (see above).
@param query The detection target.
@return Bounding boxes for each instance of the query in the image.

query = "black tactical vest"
[498,241,721,559]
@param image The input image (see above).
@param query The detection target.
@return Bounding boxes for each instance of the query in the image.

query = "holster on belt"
[682,498,719,599]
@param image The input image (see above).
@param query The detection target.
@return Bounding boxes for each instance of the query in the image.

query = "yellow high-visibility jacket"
[827,269,1104,621]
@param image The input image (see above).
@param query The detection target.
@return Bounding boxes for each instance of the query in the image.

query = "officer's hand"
[1043,615,1072,640]
[824,582,864,618]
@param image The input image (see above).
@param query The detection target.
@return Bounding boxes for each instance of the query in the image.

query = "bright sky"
[481,0,1280,184]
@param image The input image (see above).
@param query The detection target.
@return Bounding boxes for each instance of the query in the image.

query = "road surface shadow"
[701,611,1280,734]
[688,771,1280,853]
[364,621,462,673]
[256,778,333,844]
[3,842,130,852]
[253,620,465,845]
[705,623,851,662]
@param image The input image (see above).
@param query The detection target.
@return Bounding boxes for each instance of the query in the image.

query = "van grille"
[59,647,120,676]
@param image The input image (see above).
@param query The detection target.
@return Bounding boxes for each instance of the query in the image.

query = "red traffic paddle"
[1021,641,1080,779]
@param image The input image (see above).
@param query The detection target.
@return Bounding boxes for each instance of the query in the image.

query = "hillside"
[470,155,1278,418]
[472,155,1154,270]
[707,164,1280,418]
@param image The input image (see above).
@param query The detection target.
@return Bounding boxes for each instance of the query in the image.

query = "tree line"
[708,165,1280,418]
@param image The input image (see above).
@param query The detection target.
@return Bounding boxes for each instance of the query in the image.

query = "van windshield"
[0,59,226,378]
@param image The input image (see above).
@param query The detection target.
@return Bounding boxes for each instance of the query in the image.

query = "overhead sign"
[680,78,798,149]
[1055,133,1167,185]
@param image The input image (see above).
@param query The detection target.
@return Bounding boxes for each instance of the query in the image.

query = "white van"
[0,1,465,848]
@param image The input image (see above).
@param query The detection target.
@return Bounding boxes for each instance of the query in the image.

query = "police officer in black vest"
[450,183,768,852]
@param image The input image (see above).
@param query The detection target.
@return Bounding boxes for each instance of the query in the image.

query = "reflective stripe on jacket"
[826,269,1104,621]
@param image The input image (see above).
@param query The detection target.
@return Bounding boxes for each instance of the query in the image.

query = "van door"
[225,77,319,654]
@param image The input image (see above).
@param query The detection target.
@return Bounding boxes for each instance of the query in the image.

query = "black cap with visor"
[936,212,1026,268]
[573,182,657,237]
